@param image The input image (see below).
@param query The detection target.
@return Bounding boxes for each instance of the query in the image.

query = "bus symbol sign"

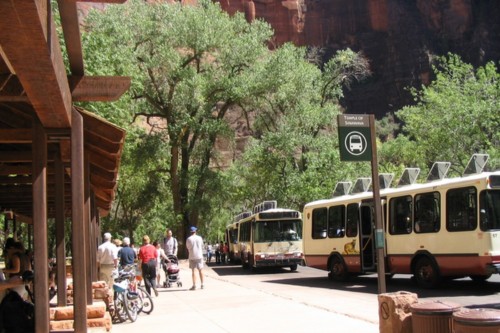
[337,114,372,161]
[346,131,367,155]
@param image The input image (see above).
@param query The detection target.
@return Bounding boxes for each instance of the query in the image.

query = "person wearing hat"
[186,226,204,290]
[97,232,118,291]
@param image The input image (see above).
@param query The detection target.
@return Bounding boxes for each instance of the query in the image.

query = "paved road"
[110,261,500,333]
[110,261,379,333]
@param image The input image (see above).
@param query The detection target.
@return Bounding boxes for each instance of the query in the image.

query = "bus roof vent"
[379,173,394,189]
[397,168,420,187]
[463,153,489,176]
[253,200,277,214]
[235,211,252,222]
[351,178,371,194]
[426,162,451,182]
[332,181,352,197]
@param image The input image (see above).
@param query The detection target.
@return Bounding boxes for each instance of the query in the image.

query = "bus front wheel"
[289,264,298,271]
[414,257,441,289]
[328,256,349,282]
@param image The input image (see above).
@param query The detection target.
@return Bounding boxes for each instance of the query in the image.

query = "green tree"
[393,54,500,176]
[228,47,372,211]
[81,0,291,245]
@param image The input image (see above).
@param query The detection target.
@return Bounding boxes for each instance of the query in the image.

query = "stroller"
[162,255,182,288]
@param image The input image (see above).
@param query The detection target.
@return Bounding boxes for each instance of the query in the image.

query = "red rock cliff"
[216,0,500,117]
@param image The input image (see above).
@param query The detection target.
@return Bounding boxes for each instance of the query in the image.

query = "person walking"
[118,237,136,268]
[162,229,178,257]
[138,235,159,296]
[96,232,118,291]
[206,243,213,263]
[186,226,204,290]
[153,241,168,287]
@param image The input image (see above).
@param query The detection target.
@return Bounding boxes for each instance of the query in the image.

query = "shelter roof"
[0,0,129,222]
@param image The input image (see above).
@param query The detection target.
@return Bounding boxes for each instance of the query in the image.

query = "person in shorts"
[186,226,204,290]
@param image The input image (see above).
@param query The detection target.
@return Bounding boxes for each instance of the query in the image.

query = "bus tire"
[289,264,298,272]
[414,256,441,289]
[328,256,349,282]
[469,273,492,283]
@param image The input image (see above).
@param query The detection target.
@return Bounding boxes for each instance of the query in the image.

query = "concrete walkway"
[110,260,379,333]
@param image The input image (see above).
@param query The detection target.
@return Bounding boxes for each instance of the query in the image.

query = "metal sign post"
[338,114,386,294]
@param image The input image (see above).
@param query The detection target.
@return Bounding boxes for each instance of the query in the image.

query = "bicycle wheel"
[124,291,138,322]
[113,292,128,323]
[138,286,154,314]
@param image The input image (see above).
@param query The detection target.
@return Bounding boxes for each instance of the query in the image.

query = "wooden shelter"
[0,0,129,332]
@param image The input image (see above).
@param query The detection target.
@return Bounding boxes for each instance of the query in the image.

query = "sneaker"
[153,287,159,297]
[189,286,196,291]
[201,285,204,289]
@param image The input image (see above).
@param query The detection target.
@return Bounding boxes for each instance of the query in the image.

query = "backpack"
[0,290,35,333]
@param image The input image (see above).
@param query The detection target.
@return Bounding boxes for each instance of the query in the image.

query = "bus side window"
[447,187,477,231]
[346,203,358,237]
[312,208,327,239]
[328,205,345,238]
[415,192,440,233]
[389,196,412,235]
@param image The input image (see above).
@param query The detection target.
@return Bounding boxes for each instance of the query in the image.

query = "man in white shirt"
[186,226,204,290]
[97,232,118,290]
[163,229,178,257]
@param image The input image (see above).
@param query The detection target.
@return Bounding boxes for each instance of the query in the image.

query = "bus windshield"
[254,220,302,243]
[480,190,500,231]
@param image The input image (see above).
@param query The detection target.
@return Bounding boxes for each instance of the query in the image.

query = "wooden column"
[55,149,67,306]
[90,192,98,282]
[32,119,49,333]
[84,151,92,304]
[71,108,87,332]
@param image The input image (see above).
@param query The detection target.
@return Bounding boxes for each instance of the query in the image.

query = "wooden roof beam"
[57,0,83,76]
[0,0,71,128]
[69,76,131,102]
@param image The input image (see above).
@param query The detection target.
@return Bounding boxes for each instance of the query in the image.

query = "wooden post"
[55,148,67,306]
[84,151,92,304]
[32,119,49,333]
[369,114,386,294]
[72,108,87,332]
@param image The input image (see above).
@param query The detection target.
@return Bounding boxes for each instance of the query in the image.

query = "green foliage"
[81,0,279,244]
[393,53,500,176]
[228,47,372,210]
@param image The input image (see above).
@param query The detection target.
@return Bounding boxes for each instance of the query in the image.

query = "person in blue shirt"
[118,237,136,268]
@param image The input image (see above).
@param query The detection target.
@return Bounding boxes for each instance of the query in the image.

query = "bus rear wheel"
[414,257,441,289]
[328,256,349,282]
[470,273,492,283]
[289,264,297,272]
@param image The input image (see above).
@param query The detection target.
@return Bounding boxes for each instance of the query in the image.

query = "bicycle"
[112,266,140,323]
[130,272,154,315]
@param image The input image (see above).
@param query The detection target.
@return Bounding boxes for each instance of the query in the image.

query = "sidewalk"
[110,260,379,333]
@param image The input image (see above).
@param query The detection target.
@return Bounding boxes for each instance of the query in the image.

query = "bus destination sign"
[337,114,372,161]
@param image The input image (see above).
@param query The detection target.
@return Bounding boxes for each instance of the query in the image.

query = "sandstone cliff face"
[217,0,500,117]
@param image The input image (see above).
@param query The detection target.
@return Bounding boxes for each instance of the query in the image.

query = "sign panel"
[337,114,372,161]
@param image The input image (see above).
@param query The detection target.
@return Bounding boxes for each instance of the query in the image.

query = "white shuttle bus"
[303,154,500,288]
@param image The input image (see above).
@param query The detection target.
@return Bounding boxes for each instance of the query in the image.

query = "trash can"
[410,300,461,333]
[453,308,500,333]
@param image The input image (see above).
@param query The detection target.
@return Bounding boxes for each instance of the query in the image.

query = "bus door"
[360,202,376,271]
